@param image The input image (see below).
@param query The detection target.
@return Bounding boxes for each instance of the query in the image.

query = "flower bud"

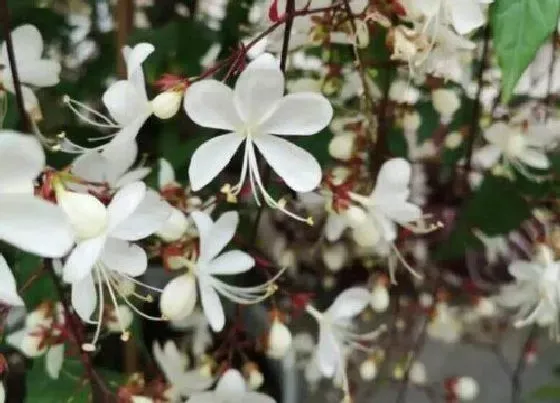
[267,319,292,359]
[402,111,421,133]
[107,305,134,333]
[151,90,183,119]
[244,363,264,390]
[451,377,479,401]
[409,361,427,385]
[322,243,347,272]
[346,205,368,227]
[329,133,355,161]
[370,284,390,313]
[356,20,370,48]
[132,397,153,403]
[157,208,189,242]
[20,333,45,357]
[160,274,197,320]
[445,132,463,149]
[352,223,380,247]
[475,297,496,317]
[359,359,378,381]
[56,189,108,240]
[432,89,460,124]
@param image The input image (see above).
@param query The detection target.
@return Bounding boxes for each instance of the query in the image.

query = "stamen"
[82,267,105,352]
[99,266,129,338]
[390,242,424,282]
[63,95,120,129]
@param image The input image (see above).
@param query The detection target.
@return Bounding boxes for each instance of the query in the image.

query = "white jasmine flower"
[498,245,560,335]
[183,53,332,222]
[160,211,282,332]
[0,131,74,258]
[0,25,61,112]
[189,369,274,403]
[473,122,550,172]
[64,43,155,150]
[306,287,385,379]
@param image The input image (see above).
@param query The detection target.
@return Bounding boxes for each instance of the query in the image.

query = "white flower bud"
[0,384,4,403]
[370,284,390,313]
[132,397,154,403]
[359,359,378,381]
[151,90,183,119]
[445,132,463,149]
[267,320,292,359]
[352,223,380,247]
[346,205,368,227]
[322,243,347,272]
[160,274,197,320]
[20,334,45,357]
[403,112,421,133]
[157,208,189,242]
[418,293,434,309]
[409,361,427,385]
[288,78,322,93]
[247,367,264,390]
[107,305,134,333]
[329,133,355,161]
[389,80,419,104]
[453,377,479,400]
[356,20,370,48]
[279,249,297,269]
[56,189,108,240]
[475,297,496,317]
[432,89,460,124]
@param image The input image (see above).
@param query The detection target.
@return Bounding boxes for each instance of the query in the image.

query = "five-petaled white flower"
[498,245,560,336]
[188,369,275,403]
[160,210,281,332]
[55,181,170,347]
[0,131,74,306]
[183,53,333,222]
[0,25,61,113]
[305,287,385,389]
[473,122,550,174]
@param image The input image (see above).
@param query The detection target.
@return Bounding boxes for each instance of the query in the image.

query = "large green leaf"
[492,0,560,103]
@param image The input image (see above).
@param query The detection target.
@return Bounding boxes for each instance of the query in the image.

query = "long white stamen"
[390,242,423,280]
[82,268,105,352]
[99,266,129,341]
[63,96,120,129]
[112,272,165,293]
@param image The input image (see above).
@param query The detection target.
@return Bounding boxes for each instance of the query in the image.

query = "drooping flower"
[188,369,275,403]
[160,211,282,332]
[305,287,385,381]
[183,53,333,222]
[0,25,61,113]
[498,245,560,337]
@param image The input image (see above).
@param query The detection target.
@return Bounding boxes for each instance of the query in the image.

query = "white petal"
[518,149,550,169]
[508,260,541,280]
[2,25,42,63]
[245,393,276,403]
[124,43,154,79]
[190,211,214,238]
[316,326,341,378]
[374,158,411,200]
[107,182,146,231]
[215,369,246,397]
[158,158,176,188]
[10,60,60,87]
[253,134,321,192]
[234,63,284,123]
[71,274,97,322]
[58,191,108,240]
[379,201,422,225]
[160,274,197,320]
[0,254,24,306]
[110,189,171,241]
[176,370,215,396]
[187,393,217,403]
[103,80,150,126]
[0,131,44,193]
[258,92,333,135]
[449,0,485,35]
[188,133,244,191]
[101,139,140,182]
[194,211,238,262]
[183,80,242,131]
[71,151,107,184]
[45,344,64,379]
[483,123,509,146]
[199,279,225,332]
[101,239,147,277]
[473,144,502,168]
[115,168,152,188]
[63,236,105,283]
[208,250,255,275]
[327,287,370,319]
[0,195,74,258]
[107,114,151,146]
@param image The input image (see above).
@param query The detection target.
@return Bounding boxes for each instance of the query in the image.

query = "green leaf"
[12,252,55,310]
[492,0,560,103]
[532,384,560,400]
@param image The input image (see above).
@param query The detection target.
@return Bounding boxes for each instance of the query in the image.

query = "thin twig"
[511,325,538,403]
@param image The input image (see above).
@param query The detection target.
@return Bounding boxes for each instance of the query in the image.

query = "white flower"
[0,131,74,258]
[183,53,332,222]
[71,139,151,190]
[432,89,460,124]
[370,283,390,313]
[0,25,61,112]
[498,245,560,332]
[64,43,155,150]
[452,377,479,400]
[56,182,170,347]
[0,253,23,307]
[474,122,550,172]
[359,359,378,381]
[160,211,281,332]
[306,287,385,378]
[267,319,292,359]
[169,308,212,357]
[427,302,463,343]
[188,369,274,403]
[153,340,213,400]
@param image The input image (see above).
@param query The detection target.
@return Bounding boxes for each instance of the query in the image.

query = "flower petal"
[208,250,255,275]
[187,393,217,403]
[518,149,550,169]
[2,25,42,63]
[508,260,541,280]
[123,43,154,100]
[245,393,276,403]
[325,214,348,242]
[103,80,151,126]
[258,92,333,136]
[101,239,147,277]
[473,144,502,168]
[234,60,284,123]
[158,158,176,188]
[63,236,106,283]
[215,369,246,398]
[316,326,341,378]
[199,279,225,332]
[327,287,370,319]
[107,182,146,231]
[195,211,239,262]
[71,274,97,322]
[176,370,215,396]
[45,344,64,379]
[110,189,171,241]
[374,158,411,201]
[0,195,74,258]
[58,191,108,240]
[188,133,244,191]
[253,134,321,192]
[10,60,60,87]
[0,131,44,193]
[449,0,485,35]
[183,80,242,131]
[0,254,24,306]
